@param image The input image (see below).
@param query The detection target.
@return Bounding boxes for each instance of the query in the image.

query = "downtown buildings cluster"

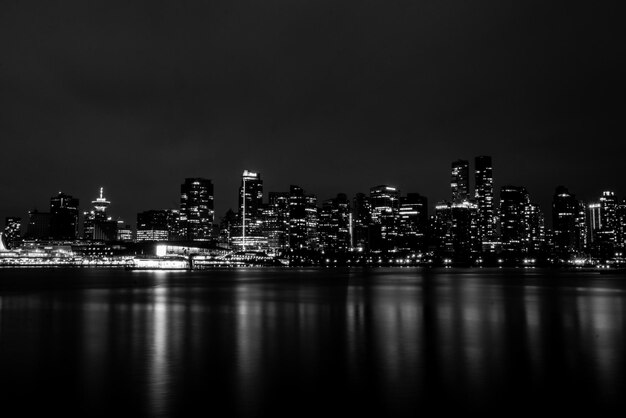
[2,156,625,267]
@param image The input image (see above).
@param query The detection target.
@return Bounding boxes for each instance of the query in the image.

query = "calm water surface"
[0,268,625,416]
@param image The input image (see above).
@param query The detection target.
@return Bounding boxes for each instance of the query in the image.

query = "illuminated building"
[552,186,586,258]
[116,220,133,242]
[262,192,290,253]
[617,200,626,253]
[499,186,530,255]
[136,210,170,242]
[4,217,22,249]
[25,210,51,240]
[369,185,400,251]
[451,160,470,203]
[287,185,318,253]
[474,156,495,249]
[397,193,428,252]
[237,170,264,250]
[352,193,372,252]
[83,188,112,241]
[588,203,602,244]
[593,191,618,260]
[180,178,214,241]
[50,192,79,240]
[433,200,480,263]
[318,193,351,254]
[524,203,546,255]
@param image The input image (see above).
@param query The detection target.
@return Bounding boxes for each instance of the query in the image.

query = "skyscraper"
[50,192,79,240]
[83,187,111,240]
[136,210,170,242]
[238,170,264,248]
[369,185,400,251]
[474,156,495,247]
[433,200,480,263]
[352,193,372,252]
[499,186,529,255]
[552,186,584,258]
[451,160,470,203]
[397,193,428,252]
[180,178,214,241]
[318,193,351,254]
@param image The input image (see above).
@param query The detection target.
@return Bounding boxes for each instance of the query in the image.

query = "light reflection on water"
[0,268,625,416]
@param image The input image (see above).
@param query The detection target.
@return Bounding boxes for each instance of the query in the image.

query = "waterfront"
[0,268,625,416]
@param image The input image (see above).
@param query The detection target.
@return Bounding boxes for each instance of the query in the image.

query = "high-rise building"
[552,186,586,258]
[617,200,626,254]
[25,209,51,240]
[180,178,214,241]
[352,193,371,252]
[588,202,602,245]
[593,191,618,259]
[136,210,170,242]
[474,156,495,248]
[262,192,290,253]
[3,217,22,249]
[116,220,133,242]
[83,188,117,242]
[236,170,265,250]
[524,203,546,255]
[50,192,79,240]
[397,193,428,252]
[370,185,400,251]
[318,193,351,254]
[499,186,530,255]
[432,200,480,262]
[451,160,470,203]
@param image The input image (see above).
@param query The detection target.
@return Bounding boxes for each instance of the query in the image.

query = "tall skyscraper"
[474,156,495,247]
[263,192,290,253]
[594,191,618,259]
[552,186,585,257]
[397,193,428,252]
[499,186,529,254]
[352,193,372,252]
[433,200,480,263]
[50,192,79,240]
[451,160,470,203]
[180,178,214,241]
[83,187,111,240]
[370,185,400,251]
[238,170,264,247]
[3,217,22,249]
[318,193,351,254]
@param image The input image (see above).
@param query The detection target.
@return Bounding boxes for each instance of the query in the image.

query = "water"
[0,268,625,416]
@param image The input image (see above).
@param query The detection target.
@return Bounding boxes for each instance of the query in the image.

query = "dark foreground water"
[0,268,625,416]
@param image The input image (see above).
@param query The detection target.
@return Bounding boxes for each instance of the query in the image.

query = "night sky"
[1,1,624,226]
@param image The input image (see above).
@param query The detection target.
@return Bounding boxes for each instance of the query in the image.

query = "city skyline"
[2,156,623,232]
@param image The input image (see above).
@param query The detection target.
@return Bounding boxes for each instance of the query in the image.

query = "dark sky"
[1,0,624,226]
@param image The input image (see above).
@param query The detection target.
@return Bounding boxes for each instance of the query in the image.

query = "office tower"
[116,220,133,242]
[474,156,495,247]
[552,186,585,257]
[318,193,351,254]
[262,192,290,253]
[369,185,400,251]
[433,200,480,263]
[50,192,79,240]
[136,210,170,241]
[617,200,626,254]
[588,202,602,244]
[499,186,530,254]
[352,193,371,252]
[524,203,546,255]
[180,178,214,241]
[451,160,470,203]
[595,191,617,259]
[288,185,318,252]
[83,187,111,241]
[397,193,428,252]
[236,170,264,250]
[3,217,22,249]
[25,209,51,240]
